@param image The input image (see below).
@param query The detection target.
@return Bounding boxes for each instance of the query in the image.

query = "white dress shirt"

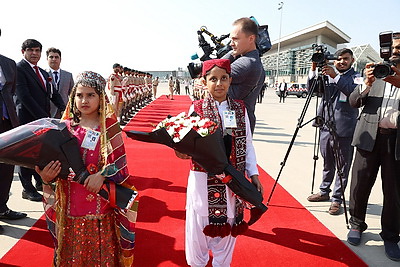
[24,59,46,86]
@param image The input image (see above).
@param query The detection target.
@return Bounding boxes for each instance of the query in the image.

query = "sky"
[0,0,399,79]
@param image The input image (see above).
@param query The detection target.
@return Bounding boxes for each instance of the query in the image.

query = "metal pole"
[276,2,284,85]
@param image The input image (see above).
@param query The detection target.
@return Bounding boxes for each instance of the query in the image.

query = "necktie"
[54,71,59,84]
[0,82,9,119]
[34,65,46,89]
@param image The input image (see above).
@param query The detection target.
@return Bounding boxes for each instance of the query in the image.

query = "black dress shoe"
[347,229,362,246]
[22,190,42,202]
[0,209,27,220]
[384,241,400,261]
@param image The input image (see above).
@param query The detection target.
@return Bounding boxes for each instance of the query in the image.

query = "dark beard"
[337,66,351,73]
[390,54,400,64]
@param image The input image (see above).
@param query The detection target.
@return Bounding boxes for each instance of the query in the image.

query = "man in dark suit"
[0,47,27,233]
[278,80,287,103]
[306,48,360,216]
[347,32,400,261]
[46,47,74,118]
[16,39,66,201]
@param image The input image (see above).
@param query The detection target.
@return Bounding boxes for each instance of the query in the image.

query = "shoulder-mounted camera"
[187,16,272,79]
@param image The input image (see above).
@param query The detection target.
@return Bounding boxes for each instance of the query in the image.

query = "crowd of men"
[305,36,400,261]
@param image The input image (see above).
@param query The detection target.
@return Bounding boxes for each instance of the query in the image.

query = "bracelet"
[41,180,51,185]
[41,178,56,185]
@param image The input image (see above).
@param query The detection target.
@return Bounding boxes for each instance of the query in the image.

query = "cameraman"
[307,48,360,216]
[347,33,400,261]
[223,17,265,134]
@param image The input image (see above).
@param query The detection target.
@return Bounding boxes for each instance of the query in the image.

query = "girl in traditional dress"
[176,59,263,267]
[36,71,138,266]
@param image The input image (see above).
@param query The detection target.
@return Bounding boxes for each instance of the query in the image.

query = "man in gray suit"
[46,47,74,118]
[0,31,27,233]
[307,48,360,216]
[347,32,400,261]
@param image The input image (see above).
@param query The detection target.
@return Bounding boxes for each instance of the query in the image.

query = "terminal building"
[262,21,381,86]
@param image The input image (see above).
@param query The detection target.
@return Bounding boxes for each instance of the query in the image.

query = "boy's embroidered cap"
[202,59,231,76]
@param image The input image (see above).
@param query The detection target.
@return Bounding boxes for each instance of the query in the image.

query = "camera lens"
[311,53,325,63]
[373,64,391,79]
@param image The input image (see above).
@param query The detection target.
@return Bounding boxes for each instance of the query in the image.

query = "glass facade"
[262,44,380,85]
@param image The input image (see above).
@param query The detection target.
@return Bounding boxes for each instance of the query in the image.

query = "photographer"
[347,32,400,261]
[307,48,360,216]
[223,17,265,134]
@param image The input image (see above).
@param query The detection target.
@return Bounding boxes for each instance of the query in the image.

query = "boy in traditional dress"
[176,59,263,267]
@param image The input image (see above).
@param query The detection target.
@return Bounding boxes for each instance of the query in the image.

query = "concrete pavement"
[0,83,397,266]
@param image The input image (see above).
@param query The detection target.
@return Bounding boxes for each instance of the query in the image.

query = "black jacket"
[0,55,19,128]
[16,59,65,124]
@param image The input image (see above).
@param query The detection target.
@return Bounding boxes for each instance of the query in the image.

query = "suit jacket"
[309,68,359,137]
[349,79,400,159]
[16,59,66,124]
[0,55,19,129]
[48,69,74,118]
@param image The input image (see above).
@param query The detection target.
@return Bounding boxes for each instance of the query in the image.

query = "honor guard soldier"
[106,63,123,119]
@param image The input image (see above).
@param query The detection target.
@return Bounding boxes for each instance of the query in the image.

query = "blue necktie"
[54,71,59,84]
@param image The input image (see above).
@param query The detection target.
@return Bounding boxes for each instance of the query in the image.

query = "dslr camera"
[187,16,271,79]
[311,44,338,68]
[372,31,395,79]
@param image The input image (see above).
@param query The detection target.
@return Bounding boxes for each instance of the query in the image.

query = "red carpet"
[0,95,366,266]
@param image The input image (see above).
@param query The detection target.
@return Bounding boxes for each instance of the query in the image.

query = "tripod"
[266,68,350,228]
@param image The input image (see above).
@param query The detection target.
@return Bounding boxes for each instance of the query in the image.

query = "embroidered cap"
[202,59,231,77]
[75,71,106,93]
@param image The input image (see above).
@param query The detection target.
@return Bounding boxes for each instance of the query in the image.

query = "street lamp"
[276,1,284,86]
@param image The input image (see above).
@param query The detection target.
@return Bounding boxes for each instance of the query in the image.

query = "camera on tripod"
[311,44,338,68]
[372,31,395,79]
[187,16,272,79]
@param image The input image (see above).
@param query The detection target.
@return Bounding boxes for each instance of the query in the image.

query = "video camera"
[187,16,272,79]
[372,31,395,79]
[311,44,338,68]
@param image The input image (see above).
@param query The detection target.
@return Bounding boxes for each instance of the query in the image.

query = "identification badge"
[81,129,100,150]
[223,110,237,128]
[339,92,347,102]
